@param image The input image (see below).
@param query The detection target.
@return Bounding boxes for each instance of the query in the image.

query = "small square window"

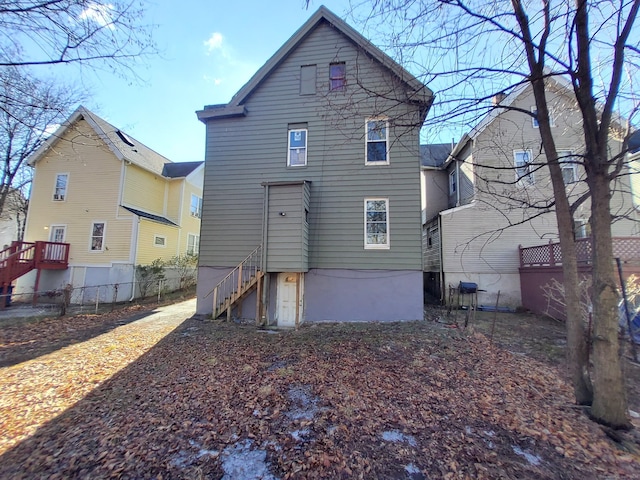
[154,235,166,247]
[288,128,307,167]
[531,106,555,128]
[329,62,345,91]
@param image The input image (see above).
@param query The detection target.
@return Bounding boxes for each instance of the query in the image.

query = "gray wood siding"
[265,183,309,271]
[422,218,441,271]
[200,21,424,270]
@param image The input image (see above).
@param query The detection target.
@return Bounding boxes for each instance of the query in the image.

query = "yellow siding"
[123,164,167,214]
[178,179,203,256]
[135,220,180,264]
[166,180,183,224]
[25,119,133,265]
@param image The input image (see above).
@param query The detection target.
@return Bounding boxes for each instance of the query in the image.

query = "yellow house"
[16,106,203,301]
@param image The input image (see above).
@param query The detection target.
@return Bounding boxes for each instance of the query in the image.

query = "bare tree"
[0,0,156,231]
[347,0,639,428]
[0,66,81,220]
[0,1,155,70]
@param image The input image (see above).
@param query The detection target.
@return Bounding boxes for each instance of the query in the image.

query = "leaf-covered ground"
[0,301,639,479]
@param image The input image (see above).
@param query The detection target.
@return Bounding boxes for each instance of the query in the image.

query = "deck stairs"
[209,245,263,320]
[0,241,69,284]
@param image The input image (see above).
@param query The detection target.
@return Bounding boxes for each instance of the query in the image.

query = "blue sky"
[77,0,354,163]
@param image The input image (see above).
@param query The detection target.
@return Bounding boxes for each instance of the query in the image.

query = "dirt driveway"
[0,303,639,479]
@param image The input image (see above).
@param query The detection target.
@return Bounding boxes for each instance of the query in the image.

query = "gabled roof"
[28,106,173,176]
[121,206,178,226]
[420,144,452,168]
[162,161,203,178]
[197,6,433,122]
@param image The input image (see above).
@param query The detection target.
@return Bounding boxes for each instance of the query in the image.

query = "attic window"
[116,129,135,147]
[329,62,346,91]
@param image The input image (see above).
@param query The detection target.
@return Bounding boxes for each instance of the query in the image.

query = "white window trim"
[190,193,202,218]
[53,173,69,201]
[187,233,200,256]
[364,198,390,250]
[449,169,457,195]
[287,128,308,167]
[154,235,167,247]
[514,149,535,185]
[365,117,390,165]
[89,221,106,252]
[531,106,555,128]
[557,150,578,184]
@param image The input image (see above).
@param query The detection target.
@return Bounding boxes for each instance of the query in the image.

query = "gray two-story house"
[195,7,433,325]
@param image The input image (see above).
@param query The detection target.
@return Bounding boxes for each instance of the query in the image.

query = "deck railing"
[520,237,640,268]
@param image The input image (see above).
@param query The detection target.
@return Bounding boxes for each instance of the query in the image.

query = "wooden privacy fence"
[519,237,640,319]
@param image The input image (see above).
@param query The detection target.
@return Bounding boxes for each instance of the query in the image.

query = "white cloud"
[79,2,115,30]
[204,32,225,55]
[203,75,223,86]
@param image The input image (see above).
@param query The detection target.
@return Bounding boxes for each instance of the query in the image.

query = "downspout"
[455,160,461,207]
[261,185,269,323]
[129,216,140,301]
[438,212,445,304]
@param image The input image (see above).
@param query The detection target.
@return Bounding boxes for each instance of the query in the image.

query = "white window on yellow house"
[53,173,68,201]
[90,222,105,251]
[187,233,200,255]
[154,235,166,247]
[190,194,202,218]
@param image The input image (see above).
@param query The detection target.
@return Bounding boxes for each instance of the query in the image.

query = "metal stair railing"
[208,245,262,319]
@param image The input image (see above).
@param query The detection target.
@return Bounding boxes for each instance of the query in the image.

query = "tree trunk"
[589,170,630,428]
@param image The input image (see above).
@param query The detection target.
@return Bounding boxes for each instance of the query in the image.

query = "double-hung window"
[187,234,200,255]
[514,150,534,184]
[366,118,389,164]
[288,128,307,167]
[329,62,346,91]
[54,173,68,201]
[190,194,203,217]
[557,150,578,184]
[364,198,390,249]
[90,222,106,251]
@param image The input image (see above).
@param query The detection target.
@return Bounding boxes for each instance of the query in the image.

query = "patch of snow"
[220,439,277,480]
[629,410,640,419]
[405,463,421,474]
[483,430,495,437]
[512,445,541,466]
[286,385,319,420]
[169,450,193,469]
[381,430,417,447]
[486,441,494,449]
[465,426,473,435]
[290,429,310,441]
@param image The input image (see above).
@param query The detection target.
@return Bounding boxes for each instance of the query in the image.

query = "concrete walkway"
[0,298,196,455]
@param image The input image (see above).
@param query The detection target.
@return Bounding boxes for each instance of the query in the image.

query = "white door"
[276,273,303,327]
[49,225,65,243]
[47,225,66,260]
